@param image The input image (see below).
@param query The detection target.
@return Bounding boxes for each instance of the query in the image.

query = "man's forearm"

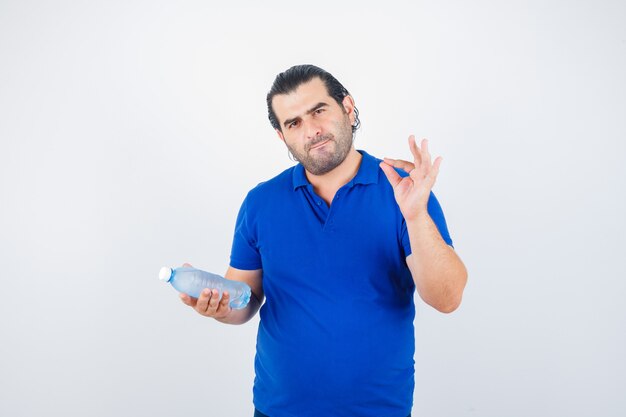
[215,292,263,325]
[406,210,467,313]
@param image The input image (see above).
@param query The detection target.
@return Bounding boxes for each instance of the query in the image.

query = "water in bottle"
[159,266,251,309]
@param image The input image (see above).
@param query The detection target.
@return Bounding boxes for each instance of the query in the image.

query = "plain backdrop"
[1,0,625,416]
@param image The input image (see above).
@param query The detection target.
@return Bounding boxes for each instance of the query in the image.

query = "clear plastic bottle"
[159,266,251,309]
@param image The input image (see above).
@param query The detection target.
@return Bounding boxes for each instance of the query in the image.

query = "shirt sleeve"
[229,194,263,270]
[401,191,454,258]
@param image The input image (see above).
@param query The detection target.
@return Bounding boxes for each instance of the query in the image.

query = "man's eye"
[315,108,324,114]
[289,121,299,128]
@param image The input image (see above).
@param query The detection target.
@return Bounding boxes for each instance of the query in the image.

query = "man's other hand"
[178,263,233,319]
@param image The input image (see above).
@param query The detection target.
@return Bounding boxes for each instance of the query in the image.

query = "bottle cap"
[159,267,173,282]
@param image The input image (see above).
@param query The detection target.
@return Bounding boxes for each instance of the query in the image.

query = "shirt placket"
[323,184,352,232]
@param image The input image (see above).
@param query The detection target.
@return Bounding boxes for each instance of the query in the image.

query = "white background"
[1,0,625,416]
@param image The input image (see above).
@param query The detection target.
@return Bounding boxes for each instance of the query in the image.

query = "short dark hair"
[266,64,361,133]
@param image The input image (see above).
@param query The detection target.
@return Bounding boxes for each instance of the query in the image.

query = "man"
[180,65,468,417]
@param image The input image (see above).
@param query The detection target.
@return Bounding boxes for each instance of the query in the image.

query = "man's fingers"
[207,289,220,313]
[408,135,422,165]
[379,161,402,187]
[182,288,228,318]
[428,156,443,181]
[383,157,415,173]
[220,291,230,306]
[420,139,431,173]
[196,289,211,313]
[217,291,231,316]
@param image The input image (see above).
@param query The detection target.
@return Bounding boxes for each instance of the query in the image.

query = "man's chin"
[304,157,343,176]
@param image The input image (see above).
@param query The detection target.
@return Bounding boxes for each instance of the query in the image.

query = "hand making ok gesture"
[379,135,442,222]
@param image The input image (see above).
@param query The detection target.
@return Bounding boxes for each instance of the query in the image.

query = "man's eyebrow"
[282,102,329,128]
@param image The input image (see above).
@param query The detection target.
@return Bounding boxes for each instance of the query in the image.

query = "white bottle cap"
[159,267,173,282]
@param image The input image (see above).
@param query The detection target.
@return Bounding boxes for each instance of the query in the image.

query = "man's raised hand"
[379,135,442,221]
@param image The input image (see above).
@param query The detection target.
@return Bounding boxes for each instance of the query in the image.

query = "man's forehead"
[272,77,334,119]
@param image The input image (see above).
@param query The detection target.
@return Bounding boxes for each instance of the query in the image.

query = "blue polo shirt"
[230,150,453,417]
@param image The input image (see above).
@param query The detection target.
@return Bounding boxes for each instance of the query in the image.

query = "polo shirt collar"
[292,149,380,190]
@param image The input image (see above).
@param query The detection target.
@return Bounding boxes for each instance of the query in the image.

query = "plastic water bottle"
[159,266,251,309]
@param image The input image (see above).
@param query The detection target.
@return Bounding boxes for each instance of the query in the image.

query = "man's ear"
[276,128,285,143]
[342,95,356,125]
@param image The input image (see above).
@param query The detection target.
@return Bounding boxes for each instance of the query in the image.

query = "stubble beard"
[286,119,354,176]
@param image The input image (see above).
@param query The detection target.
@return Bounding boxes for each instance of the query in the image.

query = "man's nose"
[304,120,322,139]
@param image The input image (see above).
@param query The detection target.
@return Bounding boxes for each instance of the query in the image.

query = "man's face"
[272,77,356,176]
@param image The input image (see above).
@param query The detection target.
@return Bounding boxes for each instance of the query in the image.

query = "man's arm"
[216,267,264,324]
[405,212,467,313]
[179,265,264,325]
[379,135,468,313]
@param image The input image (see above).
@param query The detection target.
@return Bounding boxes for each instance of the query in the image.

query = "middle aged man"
[180,64,468,417]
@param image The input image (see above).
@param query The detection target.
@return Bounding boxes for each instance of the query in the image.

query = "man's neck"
[305,148,362,193]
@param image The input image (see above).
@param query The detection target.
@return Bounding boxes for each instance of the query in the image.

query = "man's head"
[267,65,361,134]
[267,65,361,175]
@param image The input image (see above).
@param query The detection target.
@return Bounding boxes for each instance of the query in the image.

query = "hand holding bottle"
[179,269,233,319]
[159,263,251,320]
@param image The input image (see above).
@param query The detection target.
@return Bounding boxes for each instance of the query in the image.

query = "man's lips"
[309,139,331,150]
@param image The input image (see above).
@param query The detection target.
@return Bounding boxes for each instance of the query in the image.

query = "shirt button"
[317,201,322,205]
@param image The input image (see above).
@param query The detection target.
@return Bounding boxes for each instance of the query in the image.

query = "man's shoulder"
[365,150,408,179]
[245,164,297,202]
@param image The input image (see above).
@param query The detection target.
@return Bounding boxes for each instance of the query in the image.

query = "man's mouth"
[310,139,331,150]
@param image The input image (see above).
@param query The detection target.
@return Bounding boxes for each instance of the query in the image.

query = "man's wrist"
[404,207,429,223]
